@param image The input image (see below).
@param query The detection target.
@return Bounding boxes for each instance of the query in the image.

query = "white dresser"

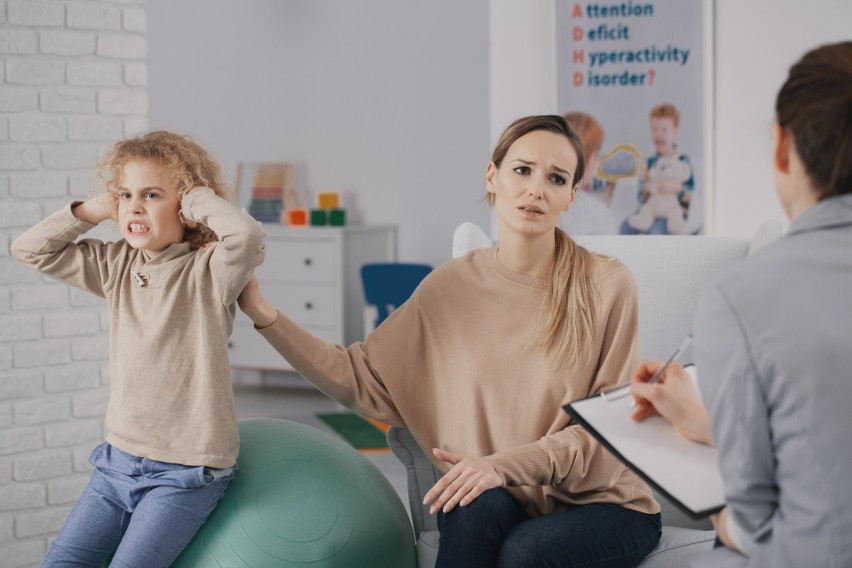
[228,224,397,371]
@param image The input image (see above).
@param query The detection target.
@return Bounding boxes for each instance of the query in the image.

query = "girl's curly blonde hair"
[97,130,231,249]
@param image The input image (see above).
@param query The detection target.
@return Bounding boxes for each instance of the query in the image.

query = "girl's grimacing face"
[650,117,678,156]
[117,160,185,256]
[487,130,579,238]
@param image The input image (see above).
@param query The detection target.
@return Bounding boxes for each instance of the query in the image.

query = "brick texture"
[39,31,97,56]
[0,88,39,113]
[0,2,147,559]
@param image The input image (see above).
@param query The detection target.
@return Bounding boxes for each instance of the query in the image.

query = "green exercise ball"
[172,418,416,568]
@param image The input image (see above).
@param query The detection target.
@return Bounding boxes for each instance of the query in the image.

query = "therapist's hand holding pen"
[630,360,714,446]
[631,356,736,550]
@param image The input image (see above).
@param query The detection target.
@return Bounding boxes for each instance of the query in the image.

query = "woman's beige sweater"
[257,247,658,516]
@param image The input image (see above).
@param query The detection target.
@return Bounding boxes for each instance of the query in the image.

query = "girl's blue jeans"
[41,442,235,568]
[436,487,662,568]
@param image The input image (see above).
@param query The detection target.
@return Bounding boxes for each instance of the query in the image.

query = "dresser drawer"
[257,239,337,284]
[229,323,341,370]
[229,224,397,373]
[253,282,338,327]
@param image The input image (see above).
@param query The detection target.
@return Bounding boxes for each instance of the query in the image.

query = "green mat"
[315,412,389,451]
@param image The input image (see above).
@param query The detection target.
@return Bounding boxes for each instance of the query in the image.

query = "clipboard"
[563,372,725,518]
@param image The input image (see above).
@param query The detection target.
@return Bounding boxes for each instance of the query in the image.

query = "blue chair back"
[360,263,433,327]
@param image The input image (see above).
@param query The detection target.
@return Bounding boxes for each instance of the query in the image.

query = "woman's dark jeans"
[436,487,661,567]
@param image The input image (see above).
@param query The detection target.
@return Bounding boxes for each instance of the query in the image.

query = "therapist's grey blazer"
[692,192,852,568]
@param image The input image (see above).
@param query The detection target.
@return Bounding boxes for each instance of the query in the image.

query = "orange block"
[287,208,308,226]
[317,192,340,210]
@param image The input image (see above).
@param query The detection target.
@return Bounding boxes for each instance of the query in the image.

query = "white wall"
[713,0,852,236]
[489,0,556,144]
[146,0,491,268]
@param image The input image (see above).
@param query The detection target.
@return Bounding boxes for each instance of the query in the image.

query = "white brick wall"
[40,87,96,113]
[0,2,146,563]
[39,31,97,57]
[0,87,39,112]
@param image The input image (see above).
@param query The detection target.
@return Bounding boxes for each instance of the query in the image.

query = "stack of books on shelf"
[246,163,293,223]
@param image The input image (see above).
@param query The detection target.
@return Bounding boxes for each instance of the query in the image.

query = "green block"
[309,209,328,226]
[329,208,346,226]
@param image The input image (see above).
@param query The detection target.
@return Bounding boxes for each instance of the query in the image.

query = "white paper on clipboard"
[564,368,725,518]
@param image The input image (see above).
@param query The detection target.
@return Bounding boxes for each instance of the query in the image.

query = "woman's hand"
[71,196,116,225]
[423,448,503,515]
[237,274,278,328]
[630,361,714,446]
[711,507,738,551]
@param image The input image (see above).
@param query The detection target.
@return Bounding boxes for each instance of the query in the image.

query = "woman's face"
[486,130,579,238]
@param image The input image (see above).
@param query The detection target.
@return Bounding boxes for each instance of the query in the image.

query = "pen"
[629,332,694,409]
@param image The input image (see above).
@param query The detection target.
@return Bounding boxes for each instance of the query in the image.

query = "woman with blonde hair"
[239,115,661,566]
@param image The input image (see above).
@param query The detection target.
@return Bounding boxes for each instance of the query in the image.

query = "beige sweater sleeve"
[181,188,266,306]
[485,265,640,492]
[11,204,118,296]
[257,310,406,425]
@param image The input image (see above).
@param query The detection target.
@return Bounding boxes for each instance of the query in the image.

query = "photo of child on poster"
[557,0,705,235]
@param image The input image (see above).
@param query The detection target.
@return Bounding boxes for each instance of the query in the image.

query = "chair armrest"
[387,426,442,535]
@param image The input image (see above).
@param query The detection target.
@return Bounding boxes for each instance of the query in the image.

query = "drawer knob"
[303,258,312,266]
[305,302,313,310]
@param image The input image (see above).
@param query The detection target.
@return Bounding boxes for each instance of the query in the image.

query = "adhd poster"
[556,0,706,235]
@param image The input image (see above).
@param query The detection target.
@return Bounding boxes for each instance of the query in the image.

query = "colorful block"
[318,192,340,210]
[310,209,328,226]
[329,208,346,226]
[287,208,308,226]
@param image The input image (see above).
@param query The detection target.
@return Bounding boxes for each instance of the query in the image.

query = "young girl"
[238,115,662,566]
[11,131,266,567]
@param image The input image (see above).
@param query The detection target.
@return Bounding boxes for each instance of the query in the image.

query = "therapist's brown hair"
[776,41,852,199]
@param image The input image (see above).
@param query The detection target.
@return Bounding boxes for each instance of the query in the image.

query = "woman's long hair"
[489,115,600,367]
